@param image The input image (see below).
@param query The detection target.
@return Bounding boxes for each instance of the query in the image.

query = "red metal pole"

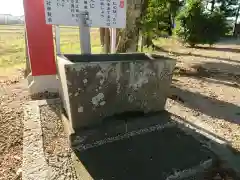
[23,0,56,76]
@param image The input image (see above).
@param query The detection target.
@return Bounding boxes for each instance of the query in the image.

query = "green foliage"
[140,0,182,40]
[141,0,165,37]
[205,0,239,17]
[174,0,206,46]
[175,0,227,46]
[204,11,228,45]
[217,0,239,17]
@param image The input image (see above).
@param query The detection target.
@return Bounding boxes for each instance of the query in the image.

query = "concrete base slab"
[67,111,218,180]
[23,101,240,180]
[27,74,60,95]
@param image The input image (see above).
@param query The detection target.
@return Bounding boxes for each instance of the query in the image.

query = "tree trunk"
[99,28,105,47]
[116,0,145,53]
[234,4,240,25]
[233,4,240,36]
[104,28,111,53]
[143,35,154,48]
[139,0,151,49]
[139,33,144,52]
[167,14,173,36]
[99,0,147,53]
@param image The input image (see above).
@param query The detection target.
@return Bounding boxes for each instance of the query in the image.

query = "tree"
[144,0,182,36]
[140,0,182,48]
[234,2,240,24]
[116,3,143,53]
[233,3,240,35]
[175,0,206,46]
[99,0,184,52]
[175,0,227,46]
[210,0,216,13]
[99,0,146,53]
[205,11,228,44]
[218,0,239,17]
[166,0,182,35]
[205,0,239,17]
[140,0,167,48]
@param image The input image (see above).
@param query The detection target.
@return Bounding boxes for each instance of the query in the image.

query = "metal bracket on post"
[55,25,61,55]
[79,12,91,54]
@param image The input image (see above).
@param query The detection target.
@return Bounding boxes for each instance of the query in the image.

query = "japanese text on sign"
[44,0,126,28]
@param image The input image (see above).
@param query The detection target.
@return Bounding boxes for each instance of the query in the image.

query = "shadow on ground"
[171,61,240,124]
[217,38,240,46]
[195,46,240,53]
[68,111,240,180]
[192,62,240,76]
[154,45,240,64]
[174,62,240,88]
[170,85,240,125]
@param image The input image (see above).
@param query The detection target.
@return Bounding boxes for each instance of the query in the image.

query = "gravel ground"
[0,39,239,180]
[169,75,240,151]
[0,73,28,180]
[40,104,78,180]
[0,96,23,180]
[157,40,240,152]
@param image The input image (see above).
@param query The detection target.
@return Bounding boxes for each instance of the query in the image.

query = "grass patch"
[0,25,100,76]
[0,25,26,76]
[59,27,100,54]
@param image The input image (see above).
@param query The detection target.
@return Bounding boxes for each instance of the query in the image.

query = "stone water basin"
[57,53,176,130]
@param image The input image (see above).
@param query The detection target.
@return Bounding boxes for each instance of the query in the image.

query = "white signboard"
[44,0,126,28]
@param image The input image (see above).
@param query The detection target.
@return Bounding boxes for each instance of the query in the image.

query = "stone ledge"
[23,102,49,180]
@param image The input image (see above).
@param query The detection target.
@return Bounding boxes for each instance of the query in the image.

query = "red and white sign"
[24,0,56,76]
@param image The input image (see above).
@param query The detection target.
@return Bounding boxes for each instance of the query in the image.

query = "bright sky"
[0,0,24,16]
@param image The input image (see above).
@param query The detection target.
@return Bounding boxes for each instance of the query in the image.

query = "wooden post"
[79,12,91,54]
[104,28,110,53]
[100,28,105,47]
[55,25,61,55]
[111,28,117,53]
[24,29,31,77]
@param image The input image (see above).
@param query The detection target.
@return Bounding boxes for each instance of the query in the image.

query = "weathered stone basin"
[57,53,176,130]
